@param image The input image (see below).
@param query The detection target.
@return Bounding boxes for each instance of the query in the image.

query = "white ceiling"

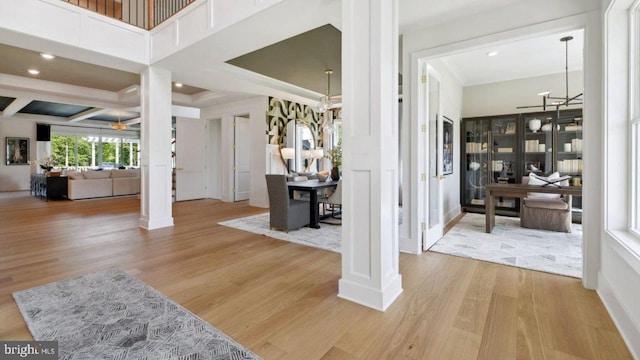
[0,0,585,125]
[439,29,584,86]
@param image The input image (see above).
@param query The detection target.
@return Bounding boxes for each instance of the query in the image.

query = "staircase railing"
[61,0,195,30]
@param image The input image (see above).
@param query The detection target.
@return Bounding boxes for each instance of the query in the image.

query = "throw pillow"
[527,172,570,199]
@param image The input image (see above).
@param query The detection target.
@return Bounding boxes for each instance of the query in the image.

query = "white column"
[91,142,95,167]
[339,0,402,311]
[139,66,174,230]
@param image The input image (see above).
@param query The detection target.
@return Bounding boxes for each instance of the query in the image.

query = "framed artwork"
[6,137,29,165]
[442,117,454,175]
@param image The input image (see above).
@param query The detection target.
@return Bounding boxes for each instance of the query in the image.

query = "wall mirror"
[279,118,322,173]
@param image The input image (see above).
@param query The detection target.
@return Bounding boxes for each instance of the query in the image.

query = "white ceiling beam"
[67,108,108,123]
[2,97,34,117]
[122,117,141,125]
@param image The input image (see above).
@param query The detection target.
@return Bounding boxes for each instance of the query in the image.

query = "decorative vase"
[529,118,541,133]
[469,161,481,171]
[331,166,340,181]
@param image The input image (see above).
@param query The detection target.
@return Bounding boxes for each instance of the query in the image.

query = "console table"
[485,183,582,233]
[31,174,68,201]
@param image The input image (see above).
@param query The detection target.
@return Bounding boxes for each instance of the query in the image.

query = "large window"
[50,134,140,170]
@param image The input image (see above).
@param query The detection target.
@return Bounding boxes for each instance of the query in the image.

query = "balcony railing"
[62,0,195,30]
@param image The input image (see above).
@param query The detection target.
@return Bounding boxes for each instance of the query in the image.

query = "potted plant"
[326,141,342,180]
[38,155,55,174]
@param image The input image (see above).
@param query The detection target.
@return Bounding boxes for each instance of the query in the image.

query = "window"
[631,5,640,236]
[50,134,140,170]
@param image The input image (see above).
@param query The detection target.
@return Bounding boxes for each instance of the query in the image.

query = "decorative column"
[138,66,174,230]
[338,0,402,311]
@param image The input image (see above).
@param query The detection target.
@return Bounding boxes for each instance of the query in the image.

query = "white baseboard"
[597,272,640,360]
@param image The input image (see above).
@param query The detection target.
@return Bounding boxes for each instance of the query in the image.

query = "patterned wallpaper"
[266,97,322,147]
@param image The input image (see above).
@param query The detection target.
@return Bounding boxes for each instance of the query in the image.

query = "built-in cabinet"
[461,109,583,219]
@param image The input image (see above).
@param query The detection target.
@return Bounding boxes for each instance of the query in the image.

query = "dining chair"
[265,175,310,232]
[323,179,342,219]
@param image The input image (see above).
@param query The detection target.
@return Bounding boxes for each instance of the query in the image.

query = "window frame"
[631,4,640,237]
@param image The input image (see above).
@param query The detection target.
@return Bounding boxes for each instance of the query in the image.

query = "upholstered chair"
[265,175,310,232]
[323,179,342,219]
[520,176,572,232]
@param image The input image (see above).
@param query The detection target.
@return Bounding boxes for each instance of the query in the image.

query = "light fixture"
[517,36,583,110]
[40,53,55,60]
[316,69,333,114]
[27,69,39,75]
[487,51,499,57]
[110,116,129,131]
[174,82,183,88]
[280,147,295,160]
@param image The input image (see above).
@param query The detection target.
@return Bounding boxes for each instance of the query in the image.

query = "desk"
[485,183,582,233]
[287,180,339,229]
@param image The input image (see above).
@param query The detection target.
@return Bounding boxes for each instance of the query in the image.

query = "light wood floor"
[0,196,632,359]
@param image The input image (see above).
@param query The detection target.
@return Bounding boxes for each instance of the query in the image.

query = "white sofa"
[67,169,140,200]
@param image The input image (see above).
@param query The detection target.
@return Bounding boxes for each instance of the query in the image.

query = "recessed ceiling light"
[27,69,40,75]
[40,53,55,60]
[174,82,183,88]
[537,91,551,96]
[486,51,498,57]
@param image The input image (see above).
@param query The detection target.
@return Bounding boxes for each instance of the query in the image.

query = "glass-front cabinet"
[461,114,520,215]
[460,109,583,219]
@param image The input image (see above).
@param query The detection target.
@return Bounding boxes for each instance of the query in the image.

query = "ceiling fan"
[517,36,583,111]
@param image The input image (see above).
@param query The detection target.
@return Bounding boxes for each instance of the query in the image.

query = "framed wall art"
[6,137,29,165]
[442,117,454,175]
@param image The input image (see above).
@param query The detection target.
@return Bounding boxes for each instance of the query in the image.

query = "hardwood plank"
[0,195,632,359]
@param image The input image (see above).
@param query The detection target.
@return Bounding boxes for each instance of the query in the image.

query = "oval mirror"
[279,119,319,174]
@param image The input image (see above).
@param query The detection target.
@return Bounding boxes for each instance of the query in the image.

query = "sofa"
[67,169,140,200]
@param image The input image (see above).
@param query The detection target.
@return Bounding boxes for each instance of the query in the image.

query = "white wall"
[463,71,584,117]
[207,118,222,199]
[0,118,37,191]
[200,96,269,207]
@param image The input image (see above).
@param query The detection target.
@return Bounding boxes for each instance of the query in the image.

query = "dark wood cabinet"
[461,109,583,219]
[31,174,68,201]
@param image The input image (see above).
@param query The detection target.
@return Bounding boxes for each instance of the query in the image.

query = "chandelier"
[316,69,333,114]
[517,36,583,111]
[110,116,129,131]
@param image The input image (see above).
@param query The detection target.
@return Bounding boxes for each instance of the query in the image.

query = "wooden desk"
[287,180,339,229]
[485,183,582,233]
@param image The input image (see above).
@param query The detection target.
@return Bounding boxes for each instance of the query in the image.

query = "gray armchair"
[520,176,572,232]
[265,175,310,232]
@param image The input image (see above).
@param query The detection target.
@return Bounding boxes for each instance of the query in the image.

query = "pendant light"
[316,69,333,114]
[517,36,583,110]
[110,116,129,131]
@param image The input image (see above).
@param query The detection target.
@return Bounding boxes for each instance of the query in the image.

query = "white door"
[422,64,445,250]
[234,116,251,201]
[175,117,206,201]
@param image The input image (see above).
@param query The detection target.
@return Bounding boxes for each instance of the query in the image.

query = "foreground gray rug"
[219,213,341,253]
[13,268,262,360]
[430,213,582,278]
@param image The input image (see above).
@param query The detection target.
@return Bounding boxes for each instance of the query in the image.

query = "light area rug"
[430,212,582,278]
[13,267,262,360]
[219,213,341,253]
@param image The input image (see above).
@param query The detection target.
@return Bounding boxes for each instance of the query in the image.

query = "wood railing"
[62,0,195,30]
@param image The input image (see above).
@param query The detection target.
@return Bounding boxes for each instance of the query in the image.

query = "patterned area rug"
[13,268,262,360]
[431,213,582,278]
[219,213,341,253]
